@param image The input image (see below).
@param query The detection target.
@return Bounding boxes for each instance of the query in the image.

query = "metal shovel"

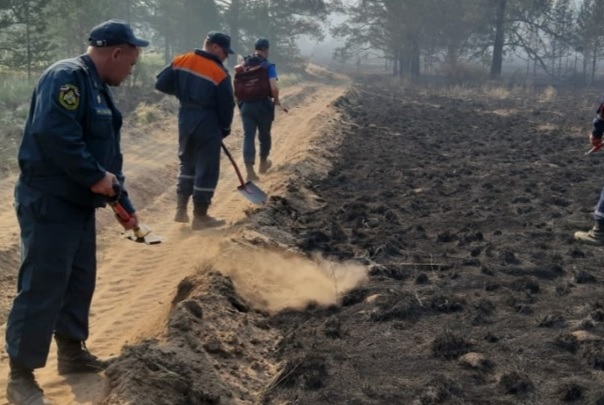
[125,223,164,245]
[221,142,267,204]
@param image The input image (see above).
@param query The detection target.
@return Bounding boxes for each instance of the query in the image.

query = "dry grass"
[130,102,163,126]
[442,83,535,101]
[538,85,557,103]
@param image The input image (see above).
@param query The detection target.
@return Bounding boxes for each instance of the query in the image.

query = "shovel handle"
[221,143,247,187]
[586,143,603,155]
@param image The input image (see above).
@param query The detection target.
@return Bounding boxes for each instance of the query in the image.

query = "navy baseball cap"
[255,38,270,50]
[207,31,235,54]
[88,19,150,48]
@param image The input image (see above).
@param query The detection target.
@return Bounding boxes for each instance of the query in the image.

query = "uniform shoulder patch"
[58,84,80,110]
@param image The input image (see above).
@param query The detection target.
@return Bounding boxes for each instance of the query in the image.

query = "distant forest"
[1,0,603,81]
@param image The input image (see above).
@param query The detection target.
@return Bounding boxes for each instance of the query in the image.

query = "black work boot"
[6,359,53,405]
[245,164,259,182]
[259,158,272,174]
[174,194,190,223]
[574,222,604,245]
[55,335,108,375]
[191,204,225,230]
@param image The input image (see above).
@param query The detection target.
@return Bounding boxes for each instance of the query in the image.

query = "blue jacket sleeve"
[155,64,176,95]
[217,76,235,133]
[30,68,106,188]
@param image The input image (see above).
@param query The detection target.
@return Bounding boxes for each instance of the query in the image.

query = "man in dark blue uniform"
[155,31,235,230]
[236,38,287,181]
[5,20,149,405]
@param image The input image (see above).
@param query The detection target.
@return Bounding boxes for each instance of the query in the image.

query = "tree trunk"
[25,1,31,81]
[393,45,399,76]
[125,0,132,23]
[164,20,171,64]
[551,40,556,75]
[227,0,240,67]
[490,0,507,79]
[398,53,404,77]
[411,41,420,78]
[592,46,598,83]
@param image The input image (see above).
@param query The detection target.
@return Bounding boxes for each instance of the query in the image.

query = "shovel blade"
[125,224,164,245]
[237,181,267,204]
[126,233,164,245]
[143,234,163,245]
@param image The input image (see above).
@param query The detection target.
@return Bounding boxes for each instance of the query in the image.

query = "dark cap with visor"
[207,31,235,55]
[88,19,150,48]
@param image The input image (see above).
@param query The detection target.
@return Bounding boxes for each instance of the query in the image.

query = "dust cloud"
[212,244,368,313]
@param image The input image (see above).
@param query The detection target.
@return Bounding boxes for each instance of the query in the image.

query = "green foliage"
[147,0,222,60]
[333,0,490,76]
[46,0,117,57]
[0,72,33,110]
[0,72,34,173]
[127,50,167,88]
[232,0,329,71]
[4,0,56,77]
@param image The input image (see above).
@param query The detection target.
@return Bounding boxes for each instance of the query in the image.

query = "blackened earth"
[105,79,604,405]
[252,80,604,405]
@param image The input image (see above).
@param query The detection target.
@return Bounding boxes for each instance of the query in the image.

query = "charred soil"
[105,80,604,405]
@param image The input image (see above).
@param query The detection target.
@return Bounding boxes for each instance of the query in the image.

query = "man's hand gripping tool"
[108,184,163,245]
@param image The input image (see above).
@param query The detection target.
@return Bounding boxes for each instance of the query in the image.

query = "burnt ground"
[104,79,604,405]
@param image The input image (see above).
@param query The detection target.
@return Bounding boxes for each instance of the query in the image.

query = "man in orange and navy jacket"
[155,31,235,230]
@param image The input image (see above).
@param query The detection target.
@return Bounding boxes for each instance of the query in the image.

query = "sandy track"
[0,69,348,404]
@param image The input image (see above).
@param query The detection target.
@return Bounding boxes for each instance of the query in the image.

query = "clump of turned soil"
[102,271,281,405]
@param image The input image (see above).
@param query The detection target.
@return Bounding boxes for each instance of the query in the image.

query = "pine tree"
[147,0,221,62]
[4,0,54,80]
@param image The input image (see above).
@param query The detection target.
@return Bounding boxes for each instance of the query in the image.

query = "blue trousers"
[176,117,221,206]
[594,186,604,224]
[240,100,274,165]
[6,182,96,369]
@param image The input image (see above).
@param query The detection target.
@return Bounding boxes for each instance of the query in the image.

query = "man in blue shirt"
[236,38,288,181]
[5,20,148,405]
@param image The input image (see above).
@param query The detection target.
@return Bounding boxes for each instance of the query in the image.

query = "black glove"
[222,128,231,138]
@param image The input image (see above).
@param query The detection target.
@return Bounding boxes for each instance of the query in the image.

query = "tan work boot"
[245,164,259,182]
[174,194,190,223]
[6,360,53,405]
[55,335,109,375]
[574,222,604,245]
[191,204,225,230]
[259,159,272,174]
